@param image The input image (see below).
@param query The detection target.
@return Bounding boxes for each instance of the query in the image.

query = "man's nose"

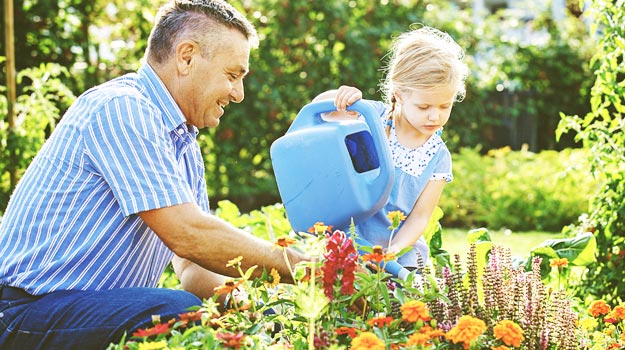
[230,81,244,103]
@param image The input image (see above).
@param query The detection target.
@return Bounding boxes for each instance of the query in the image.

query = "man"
[0,1,307,349]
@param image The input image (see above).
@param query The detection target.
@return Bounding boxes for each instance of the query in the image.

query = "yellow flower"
[226,256,243,267]
[351,331,385,350]
[549,257,569,268]
[579,317,598,331]
[400,300,431,323]
[138,340,167,350]
[265,268,281,287]
[445,315,487,349]
[308,222,332,234]
[589,300,611,317]
[493,320,524,347]
[387,210,407,227]
[491,346,511,350]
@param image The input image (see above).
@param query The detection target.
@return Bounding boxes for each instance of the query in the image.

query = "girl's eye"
[417,105,429,110]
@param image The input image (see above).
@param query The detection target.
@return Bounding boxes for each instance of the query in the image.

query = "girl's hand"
[334,85,362,111]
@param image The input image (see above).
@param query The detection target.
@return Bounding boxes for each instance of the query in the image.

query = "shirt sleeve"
[82,94,195,216]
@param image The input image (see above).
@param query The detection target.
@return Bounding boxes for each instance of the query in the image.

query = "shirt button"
[177,128,185,135]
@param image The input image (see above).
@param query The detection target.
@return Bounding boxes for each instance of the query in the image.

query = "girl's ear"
[393,90,404,105]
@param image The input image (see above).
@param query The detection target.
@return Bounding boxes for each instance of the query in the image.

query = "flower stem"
[308,259,317,350]
[282,248,296,283]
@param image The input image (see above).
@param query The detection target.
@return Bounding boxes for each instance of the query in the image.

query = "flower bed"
[108,217,623,350]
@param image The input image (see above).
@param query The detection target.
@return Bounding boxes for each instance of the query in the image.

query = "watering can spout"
[271,99,394,233]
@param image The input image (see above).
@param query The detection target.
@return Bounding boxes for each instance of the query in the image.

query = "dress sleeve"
[431,146,453,183]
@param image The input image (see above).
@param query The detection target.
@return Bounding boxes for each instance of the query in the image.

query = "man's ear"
[176,40,198,75]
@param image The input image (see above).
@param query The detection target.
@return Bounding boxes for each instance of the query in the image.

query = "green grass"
[440,228,561,260]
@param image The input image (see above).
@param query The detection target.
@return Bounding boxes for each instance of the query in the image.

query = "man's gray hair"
[146,0,258,64]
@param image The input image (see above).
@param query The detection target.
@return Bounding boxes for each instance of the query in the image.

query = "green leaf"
[466,228,492,244]
[532,231,597,266]
[423,206,444,244]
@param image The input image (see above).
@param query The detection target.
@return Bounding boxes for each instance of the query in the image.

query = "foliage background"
[0,0,593,214]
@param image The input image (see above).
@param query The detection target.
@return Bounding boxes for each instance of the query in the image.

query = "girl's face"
[395,85,457,143]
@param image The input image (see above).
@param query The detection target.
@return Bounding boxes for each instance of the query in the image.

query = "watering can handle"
[287,99,393,198]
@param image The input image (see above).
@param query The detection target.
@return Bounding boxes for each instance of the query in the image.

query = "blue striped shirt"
[0,64,210,294]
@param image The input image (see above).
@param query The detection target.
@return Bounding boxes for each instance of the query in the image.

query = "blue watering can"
[270,99,394,234]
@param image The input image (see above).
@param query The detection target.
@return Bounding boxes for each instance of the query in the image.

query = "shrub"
[439,147,601,232]
[556,0,625,305]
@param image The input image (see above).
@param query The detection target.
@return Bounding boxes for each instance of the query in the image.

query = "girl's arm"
[386,179,446,256]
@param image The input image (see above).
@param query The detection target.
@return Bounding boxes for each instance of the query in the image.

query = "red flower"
[131,322,170,338]
[321,230,358,300]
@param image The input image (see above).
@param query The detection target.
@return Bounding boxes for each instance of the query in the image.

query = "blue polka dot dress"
[349,100,453,268]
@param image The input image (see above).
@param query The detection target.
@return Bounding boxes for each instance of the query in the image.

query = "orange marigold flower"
[361,245,396,264]
[407,333,431,346]
[407,325,444,347]
[445,315,487,349]
[132,322,170,338]
[493,320,524,347]
[400,300,431,323]
[367,316,394,328]
[336,326,358,338]
[589,300,611,317]
[549,257,569,268]
[608,304,625,321]
[491,346,511,350]
[351,331,385,350]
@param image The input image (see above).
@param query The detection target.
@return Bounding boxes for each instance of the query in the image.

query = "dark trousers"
[0,286,201,350]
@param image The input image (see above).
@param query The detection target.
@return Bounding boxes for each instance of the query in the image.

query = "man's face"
[179,28,250,129]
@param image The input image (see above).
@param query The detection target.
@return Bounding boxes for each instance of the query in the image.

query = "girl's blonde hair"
[380,25,469,106]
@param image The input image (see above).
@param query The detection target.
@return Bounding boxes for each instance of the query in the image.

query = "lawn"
[441,227,560,260]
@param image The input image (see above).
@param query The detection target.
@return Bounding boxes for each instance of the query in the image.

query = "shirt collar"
[138,63,197,135]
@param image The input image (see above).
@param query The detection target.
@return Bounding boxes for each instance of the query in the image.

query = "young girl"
[321,26,468,269]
